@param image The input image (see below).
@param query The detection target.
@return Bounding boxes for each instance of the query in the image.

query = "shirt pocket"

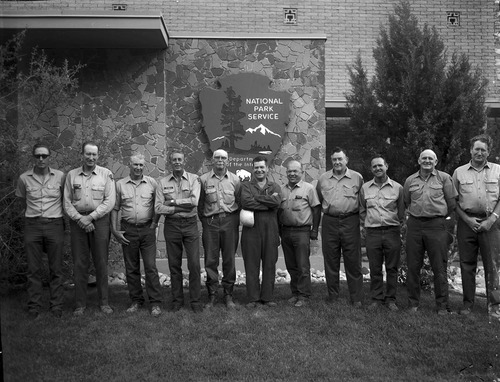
[365,194,377,208]
[181,185,191,198]
[222,189,235,205]
[485,180,499,194]
[382,193,398,209]
[428,183,444,199]
[73,184,82,201]
[46,184,61,198]
[140,192,154,207]
[459,179,474,194]
[409,183,423,200]
[26,186,40,195]
[163,186,175,200]
[91,185,105,200]
[205,188,218,204]
[291,197,304,211]
[342,184,357,198]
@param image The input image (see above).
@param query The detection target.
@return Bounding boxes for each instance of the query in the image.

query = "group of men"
[16,134,500,319]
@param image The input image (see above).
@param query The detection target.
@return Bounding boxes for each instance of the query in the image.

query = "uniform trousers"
[121,220,162,306]
[406,216,449,309]
[24,217,65,312]
[241,210,279,303]
[321,213,363,303]
[365,226,400,303]
[457,217,500,309]
[163,217,201,308]
[70,214,110,308]
[201,212,239,297]
[281,226,312,298]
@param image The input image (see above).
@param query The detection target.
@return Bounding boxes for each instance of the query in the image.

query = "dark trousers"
[457,217,500,309]
[24,217,65,312]
[365,226,401,303]
[201,213,239,296]
[70,215,110,308]
[241,214,279,303]
[121,221,162,306]
[281,227,312,298]
[164,217,201,307]
[406,216,449,309]
[321,214,363,303]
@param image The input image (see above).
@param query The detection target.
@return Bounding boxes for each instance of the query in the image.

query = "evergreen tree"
[346,0,488,181]
[220,86,246,152]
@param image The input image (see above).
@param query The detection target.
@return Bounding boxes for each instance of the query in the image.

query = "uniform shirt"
[316,168,363,216]
[452,161,500,215]
[279,180,320,226]
[359,177,404,228]
[240,178,281,211]
[16,167,65,218]
[114,175,158,224]
[155,171,200,218]
[403,169,457,218]
[63,165,116,221]
[198,169,240,217]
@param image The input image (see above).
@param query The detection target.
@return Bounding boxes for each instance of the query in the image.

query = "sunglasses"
[34,154,49,159]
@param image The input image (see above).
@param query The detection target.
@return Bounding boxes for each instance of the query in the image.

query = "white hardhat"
[239,209,254,227]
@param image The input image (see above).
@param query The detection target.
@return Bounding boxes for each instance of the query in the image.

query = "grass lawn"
[1,282,499,381]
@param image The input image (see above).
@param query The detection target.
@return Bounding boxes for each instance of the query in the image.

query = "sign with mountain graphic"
[200,73,290,176]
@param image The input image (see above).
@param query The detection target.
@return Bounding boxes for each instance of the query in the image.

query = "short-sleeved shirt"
[452,161,500,215]
[16,167,65,218]
[316,168,363,215]
[403,169,457,218]
[279,180,320,226]
[114,175,158,224]
[199,170,240,217]
[359,177,404,228]
[63,165,116,221]
[155,171,200,219]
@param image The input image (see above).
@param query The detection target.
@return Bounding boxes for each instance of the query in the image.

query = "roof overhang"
[0,11,169,49]
[326,98,500,118]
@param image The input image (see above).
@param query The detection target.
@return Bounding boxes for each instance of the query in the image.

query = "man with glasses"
[64,141,116,316]
[155,150,202,313]
[198,149,240,309]
[16,143,65,319]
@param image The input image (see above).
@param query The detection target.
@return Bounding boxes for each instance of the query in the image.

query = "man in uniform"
[16,143,65,319]
[278,160,321,307]
[64,141,116,316]
[198,149,240,309]
[240,156,281,308]
[316,147,364,306]
[111,153,163,317]
[360,156,404,311]
[453,134,500,318]
[155,150,202,313]
[403,149,457,314]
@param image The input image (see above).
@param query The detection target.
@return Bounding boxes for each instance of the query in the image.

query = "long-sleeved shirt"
[63,165,115,221]
[155,171,200,218]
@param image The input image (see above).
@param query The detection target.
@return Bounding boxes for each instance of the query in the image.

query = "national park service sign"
[200,73,290,178]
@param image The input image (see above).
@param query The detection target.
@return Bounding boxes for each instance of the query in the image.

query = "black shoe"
[171,303,183,312]
[205,295,217,309]
[192,304,203,313]
[224,295,236,309]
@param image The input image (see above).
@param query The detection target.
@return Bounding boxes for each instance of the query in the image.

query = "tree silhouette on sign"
[220,86,246,152]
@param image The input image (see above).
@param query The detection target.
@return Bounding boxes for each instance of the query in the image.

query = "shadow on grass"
[1,282,499,381]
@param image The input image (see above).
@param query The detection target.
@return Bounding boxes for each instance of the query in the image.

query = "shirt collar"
[210,169,228,179]
[167,170,187,181]
[367,177,393,188]
[286,180,303,190]
[78,166,97,176]
[28,167,56,176]
[467,160,491,171]
[125,176,146,184]
[330,168,352,179]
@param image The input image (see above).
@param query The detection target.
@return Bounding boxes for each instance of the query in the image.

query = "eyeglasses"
[34,154,49,159]
[214,156,228,160]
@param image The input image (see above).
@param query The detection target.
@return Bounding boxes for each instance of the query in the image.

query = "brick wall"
[2,0,497,100]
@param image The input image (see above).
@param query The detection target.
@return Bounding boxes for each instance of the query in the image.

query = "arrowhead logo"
[200,73,290,173]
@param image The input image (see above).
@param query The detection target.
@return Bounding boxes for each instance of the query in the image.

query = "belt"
[26,217,62,223]
[281,225,311,231]
[165,216,197,222]
[208,211,236,219]
[410,215,444,221]
[464,211,488,219]
[325,211,358,219]
[121,219,152,228]
[78,211,93,216]
[366,225,399,231]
